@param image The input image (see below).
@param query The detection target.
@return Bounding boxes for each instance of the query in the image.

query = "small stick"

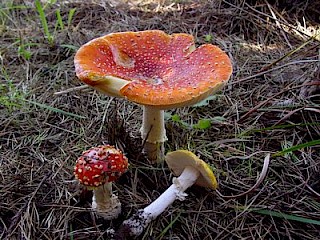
[54,85,90,95]
[217,153,271,199]
[259,39,318,73]
[237,81,320,123]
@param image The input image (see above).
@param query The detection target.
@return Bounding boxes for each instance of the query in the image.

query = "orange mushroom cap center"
[75,30,232,108]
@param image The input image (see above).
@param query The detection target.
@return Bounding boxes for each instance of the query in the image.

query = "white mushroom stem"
[121,166,200,236]
[92,182,121,220]
[141,106,168,163]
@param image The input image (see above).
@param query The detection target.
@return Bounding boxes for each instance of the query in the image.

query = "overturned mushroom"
[74,145,128,220]
[74,30,232,163]
[116,150,218,237]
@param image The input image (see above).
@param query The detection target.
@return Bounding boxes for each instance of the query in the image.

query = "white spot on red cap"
[74,145,129,187]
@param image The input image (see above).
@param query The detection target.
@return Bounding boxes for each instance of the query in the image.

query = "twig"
[217,153,271,199]
[265,1,292,48]
[231,59,319,85]
[272,107,320,126]
[54,85,90,95]
[6,174,49,237]
[237,87,293,123]
[259,37,318,73]
[306,184,320,198]
[237,81,320,123]
[271,107,304,126]
[223,0,320,41]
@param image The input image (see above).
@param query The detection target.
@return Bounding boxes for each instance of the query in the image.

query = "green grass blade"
[60,44,78,51]
[272,139,320,157]
[252,209,320,225]
[43,0,57,10]
[156,212,181,240]
[69,223,74,240]
[35,0,53,45]
[67,8,76,27]
[55,9,64,30]
[25,99,86,119]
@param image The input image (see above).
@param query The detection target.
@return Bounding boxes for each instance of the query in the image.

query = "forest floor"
[0,0,319,239]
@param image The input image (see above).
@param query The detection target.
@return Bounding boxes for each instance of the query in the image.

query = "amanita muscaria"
[74,30,232,163]
[74,145,128,220]
[117,150,218,237]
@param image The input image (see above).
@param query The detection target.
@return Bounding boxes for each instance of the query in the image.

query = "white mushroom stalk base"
[141,106,167,163]
[120,166,200,236]
[92,182,121,220]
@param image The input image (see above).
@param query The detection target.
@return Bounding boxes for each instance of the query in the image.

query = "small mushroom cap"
[74,145,128,188]
[165,150,218,189]
[74,30,232,109]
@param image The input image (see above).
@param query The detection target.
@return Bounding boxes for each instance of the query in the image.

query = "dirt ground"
[0,0,319,239]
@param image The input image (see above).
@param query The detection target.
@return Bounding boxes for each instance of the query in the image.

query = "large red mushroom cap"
[74,30,232,109]
[74,145,128,188]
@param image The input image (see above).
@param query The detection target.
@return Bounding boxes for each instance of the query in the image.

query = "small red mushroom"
[74,145,128,219]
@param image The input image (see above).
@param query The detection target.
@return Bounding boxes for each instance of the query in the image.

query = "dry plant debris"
[0,0,319,239]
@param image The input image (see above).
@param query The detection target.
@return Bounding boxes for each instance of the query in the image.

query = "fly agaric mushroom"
[74,30,232,163]
[116,150,218,237]
[74,145,128,220]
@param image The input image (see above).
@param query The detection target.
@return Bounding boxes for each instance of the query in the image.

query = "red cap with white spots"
[74,30,232,109]
[74,145,128,187]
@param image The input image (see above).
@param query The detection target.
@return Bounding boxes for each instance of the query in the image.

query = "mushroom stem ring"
[141,107,167,161]
[92,182,122,220]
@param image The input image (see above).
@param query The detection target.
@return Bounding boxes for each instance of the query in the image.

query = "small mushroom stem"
[119,166,199,236]
[141,106,167,163]
[92,182,121,220]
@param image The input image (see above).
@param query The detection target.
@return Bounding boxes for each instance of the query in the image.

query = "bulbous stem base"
[92,182,121,220]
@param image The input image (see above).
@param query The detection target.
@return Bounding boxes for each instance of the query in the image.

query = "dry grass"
[0,0,319,239]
